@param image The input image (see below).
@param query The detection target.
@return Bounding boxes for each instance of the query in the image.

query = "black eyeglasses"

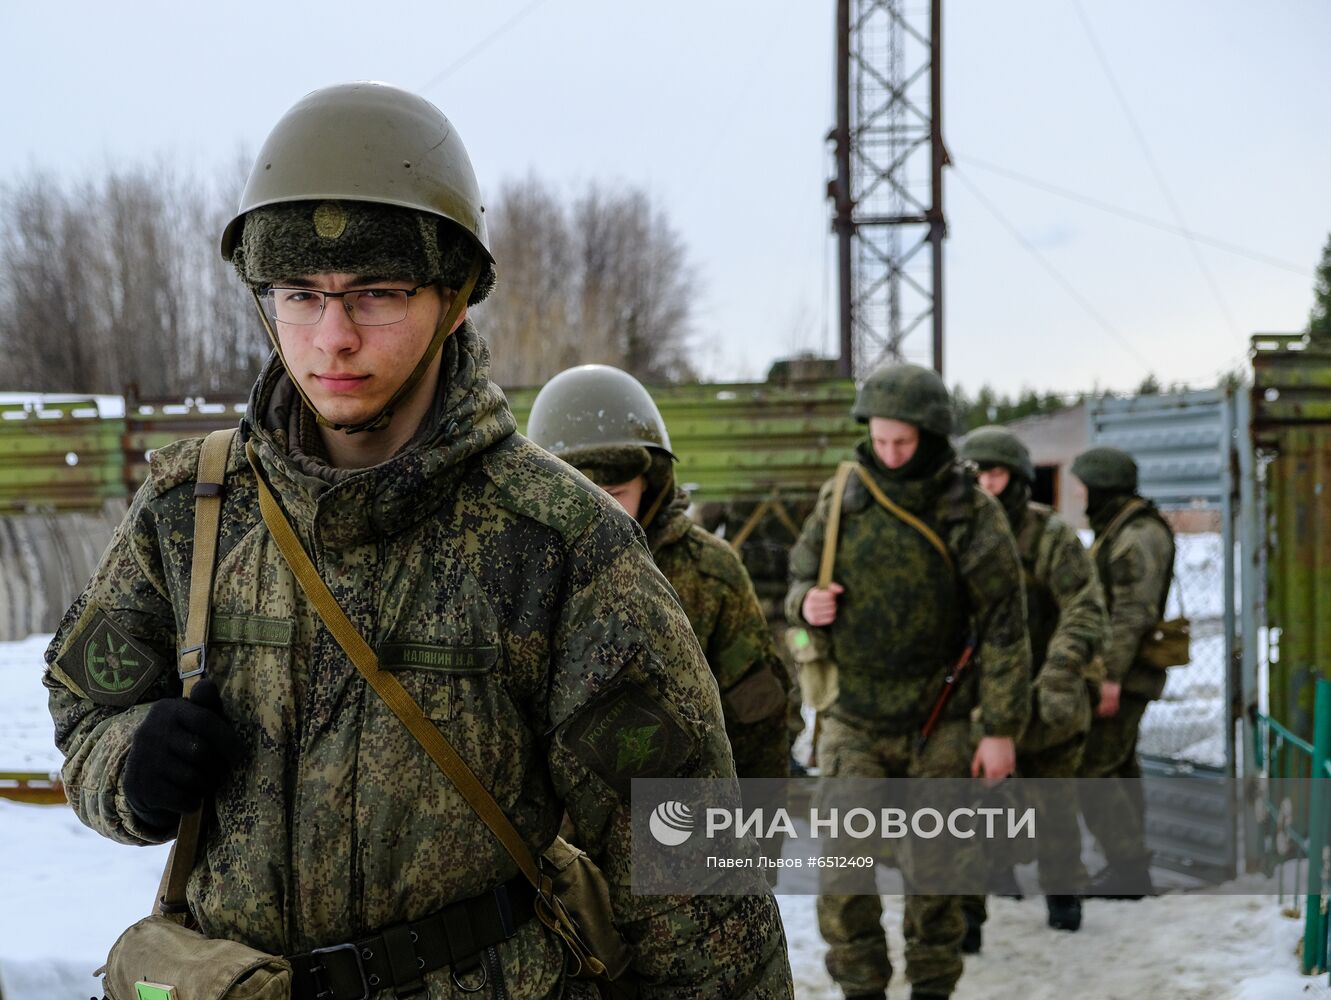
[260,280,435,327]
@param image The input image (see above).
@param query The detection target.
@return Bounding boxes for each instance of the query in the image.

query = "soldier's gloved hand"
[123,678,243,831]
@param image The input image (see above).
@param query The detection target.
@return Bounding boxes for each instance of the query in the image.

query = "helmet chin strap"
[637,466,674,530]
[251,254,483,435]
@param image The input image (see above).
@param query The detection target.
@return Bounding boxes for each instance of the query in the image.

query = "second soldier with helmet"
[528,364,793,788]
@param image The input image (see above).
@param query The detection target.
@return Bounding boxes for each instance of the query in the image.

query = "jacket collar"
[855,439,957,515]
[244,320,516,549]
[644,486,694,554]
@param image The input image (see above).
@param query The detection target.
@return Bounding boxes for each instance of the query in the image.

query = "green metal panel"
[0,380,862,511]
[510,379,862,504]
[0,400,125,511]
[1253,335,1331,737]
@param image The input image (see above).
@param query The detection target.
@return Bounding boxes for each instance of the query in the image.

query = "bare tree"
[0,159,263,396]
[0,163,696,397]
[479,176,697,387]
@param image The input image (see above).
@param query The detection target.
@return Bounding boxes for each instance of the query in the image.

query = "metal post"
[1238,385,1264,873]
[1221,389,1238,877]
[833,0,854,379]
[1302,678,1331,974]
[929,0,944,376]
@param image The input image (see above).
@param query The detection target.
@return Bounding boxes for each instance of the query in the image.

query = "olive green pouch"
[787,625,839,712]
[102,916,291,1000]
[542,837,636,996]
[1139,569,1191,670]
[1138,617,1191,669]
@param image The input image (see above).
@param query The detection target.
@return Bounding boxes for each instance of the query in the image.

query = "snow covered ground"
[4,634,1326,999]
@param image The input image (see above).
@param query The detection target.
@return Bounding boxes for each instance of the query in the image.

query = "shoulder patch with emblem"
[54,608,166,707]
[559,682,694,796]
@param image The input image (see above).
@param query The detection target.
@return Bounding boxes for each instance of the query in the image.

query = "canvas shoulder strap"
[156,426,238,920]
[243,442,607,976]
[818,462,857,588]
[845,462,955,576]
[1089,497,1147,561]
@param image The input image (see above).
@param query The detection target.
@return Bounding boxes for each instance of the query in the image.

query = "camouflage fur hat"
[1071,446,1138,492]
[231,200,496,304]
[563,444,653,487]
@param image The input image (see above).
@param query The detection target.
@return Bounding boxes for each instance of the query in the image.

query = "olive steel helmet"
[1071,446,1139,492]
[527,365,675,460]
[851,362,954,438]
[220,81,491,266]
[221,82,492,435]
[958,425,1035,482]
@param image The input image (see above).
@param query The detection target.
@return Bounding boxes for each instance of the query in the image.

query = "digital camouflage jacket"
[785,445,1031,738]
[1090,496,1176,701]
[1009,500,1108,750]
[645,490,791,780]
[44,325,792,999]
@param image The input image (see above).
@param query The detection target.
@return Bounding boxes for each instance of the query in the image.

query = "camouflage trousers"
[1078,694,1151,867]
[961,730,1089,926]
[815,713,972,998]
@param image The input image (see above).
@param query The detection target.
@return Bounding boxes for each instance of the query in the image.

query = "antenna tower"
[831,0,947,377]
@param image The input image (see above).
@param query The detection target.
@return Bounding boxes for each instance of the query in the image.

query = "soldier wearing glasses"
[44,82,792,999]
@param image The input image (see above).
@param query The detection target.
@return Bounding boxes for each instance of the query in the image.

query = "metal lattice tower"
[830,0,946,378]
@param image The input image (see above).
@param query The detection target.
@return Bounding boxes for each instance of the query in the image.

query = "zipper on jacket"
[485,945,510,1000]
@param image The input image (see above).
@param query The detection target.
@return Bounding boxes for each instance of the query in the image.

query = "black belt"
[289,875,534,1000]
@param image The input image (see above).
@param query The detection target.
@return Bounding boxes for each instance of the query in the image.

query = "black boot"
[909,992,949,1000]
[844,994,886,1000]
[1046,894,1082,931]
[1084,861,1155,900]
[960,908,982,954]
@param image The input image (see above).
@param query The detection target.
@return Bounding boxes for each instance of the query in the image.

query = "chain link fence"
[1137,507,1229,768]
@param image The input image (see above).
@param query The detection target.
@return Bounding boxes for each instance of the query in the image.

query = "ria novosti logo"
[649,800,696,846]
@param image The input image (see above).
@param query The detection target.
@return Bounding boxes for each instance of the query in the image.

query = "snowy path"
[778,892,1323,1000]
[4,635,1327,999]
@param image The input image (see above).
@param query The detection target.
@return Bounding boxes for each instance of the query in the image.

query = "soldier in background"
[43,83,792,998]
[786,364,1031,1000]
[956,426,1108,943]
[528,364,792,785]
[1072,445,1176,899]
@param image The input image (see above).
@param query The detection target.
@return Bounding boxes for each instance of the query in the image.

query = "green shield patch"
[560,682,694,796]
[56,608,165,707]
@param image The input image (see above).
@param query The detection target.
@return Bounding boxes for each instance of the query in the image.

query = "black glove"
[123,678,243,831]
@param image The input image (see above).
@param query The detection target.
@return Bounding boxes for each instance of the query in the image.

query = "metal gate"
[1089,387,1240,882]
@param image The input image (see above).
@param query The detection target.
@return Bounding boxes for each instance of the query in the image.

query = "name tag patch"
[210,615,295,647]
[376,643,498,674]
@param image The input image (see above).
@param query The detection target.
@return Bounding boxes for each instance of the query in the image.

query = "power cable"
[417,0,555,94]
[953,154,1312,278]
[1072,1,1240,337]
[953,168,1154,372]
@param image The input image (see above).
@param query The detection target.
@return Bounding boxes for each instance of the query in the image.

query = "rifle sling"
[156,426,237,919]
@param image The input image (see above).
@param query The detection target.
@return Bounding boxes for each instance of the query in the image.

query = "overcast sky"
[2,1,1327,394]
